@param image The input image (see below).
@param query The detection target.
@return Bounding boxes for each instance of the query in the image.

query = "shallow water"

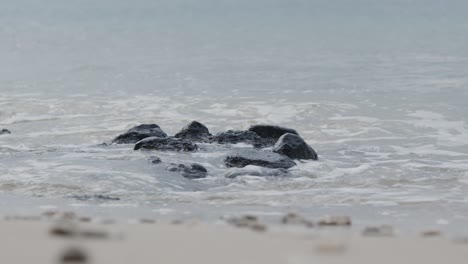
[1,0,468,232]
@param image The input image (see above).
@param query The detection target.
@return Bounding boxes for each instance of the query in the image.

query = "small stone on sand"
[50,224,76,238]
[226,215,267,232]
[421,230,442,237]
[79,229,109,239]
[318,215,352,226]
[281,212,314,228]
[362,225,394,237]
[60,247,88,263]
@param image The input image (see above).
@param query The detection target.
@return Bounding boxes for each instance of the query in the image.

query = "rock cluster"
[110,121,318,180]
[166,163,208,179]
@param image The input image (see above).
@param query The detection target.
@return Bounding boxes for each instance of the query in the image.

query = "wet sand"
[1,215,467,264]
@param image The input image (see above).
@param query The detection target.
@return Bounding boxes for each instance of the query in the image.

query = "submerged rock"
[68,194,120,201]
[174,121,211,142]
[223,165,288,178]
[167,163,208,179]
[148,156,162,164]
[0,129,11,135]
[112,124,167,144]
[248,124,298,141]
[212,130,264,146]
[273,133,318,160]
[134,137,198,152]
[224,149,296,169]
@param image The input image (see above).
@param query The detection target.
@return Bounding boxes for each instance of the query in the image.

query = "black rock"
[273,133,318,160]
[0,129,11,135]
[224,149,296,169]
[211,130,264,146]
[248,124,298,141]
[174,121,211,142]
[134,137,198,152]
[128,124,165,134]
[68,194,120,201]
[167,163,208,179]
[112,124,167,144]
[148,156,162,164]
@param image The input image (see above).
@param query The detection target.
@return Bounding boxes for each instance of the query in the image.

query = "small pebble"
[226,215,258,228]
[80,230,109,239]
[60,247,88,263]
[318,215,352,226]
[421,230,442,237]
[50,224,76,238]
[362,225,394,237]
[226,215,267,233]
[250,223,267,232]
[282,212,314,228]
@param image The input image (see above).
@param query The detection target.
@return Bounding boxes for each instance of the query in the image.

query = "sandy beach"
[2,213,467,264]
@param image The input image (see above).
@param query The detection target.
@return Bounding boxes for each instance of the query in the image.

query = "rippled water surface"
[1,0,468,231]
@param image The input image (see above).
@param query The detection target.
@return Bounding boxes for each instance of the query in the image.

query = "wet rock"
[273,133,318,160]
[50,223,77,237]
[148,156,162,164]
[223,165,288,178]
[167,163,208,179]
[0,129,11,135]
[212,130,265,146]
[224,149,296,169]
[68,194,120,201]
[112,124,167,144]
[134,137,198,152]
[281,212,314,227]
[174,121,211,142]
[248,124,298,141]
[225,215,267,232]
[318,215,352,226]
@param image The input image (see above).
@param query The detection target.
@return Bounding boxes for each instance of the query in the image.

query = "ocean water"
[1,0,468,233]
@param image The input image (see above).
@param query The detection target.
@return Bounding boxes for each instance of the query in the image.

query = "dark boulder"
[248,124,298,141]
[112,124,167,144]
[128,124,165,134]
[174,121,211,142]
[134,137,198,152]
[211,130,264,146]
[148,156,162,164]
[167,163,208,179]
[224,149,296,169]
[273,133,318,160]
[0,129,11,135]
